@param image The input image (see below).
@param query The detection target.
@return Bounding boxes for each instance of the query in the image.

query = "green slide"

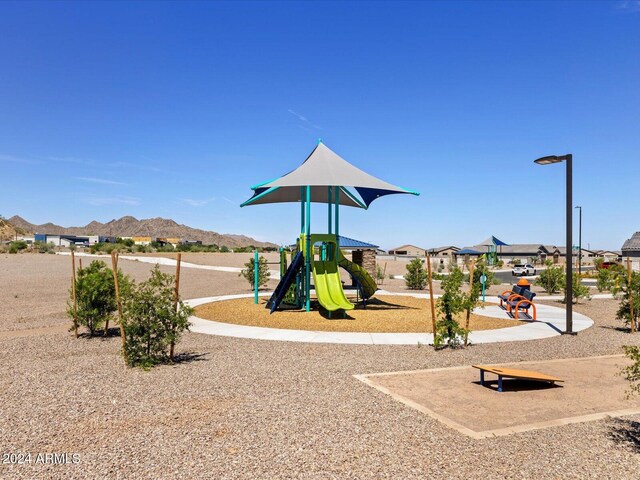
[311,255,354,312]
[337,250,377,299]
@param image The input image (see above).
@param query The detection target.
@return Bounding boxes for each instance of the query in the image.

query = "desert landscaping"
[1,251,639,479]
[3,3,640,478]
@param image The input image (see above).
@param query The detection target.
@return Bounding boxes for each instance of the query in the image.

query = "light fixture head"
[534,153,571,165]
[534,155,562,165]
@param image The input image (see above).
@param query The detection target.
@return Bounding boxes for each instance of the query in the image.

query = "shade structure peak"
[241,142,419,208]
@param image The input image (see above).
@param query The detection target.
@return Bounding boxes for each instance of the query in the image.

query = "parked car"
[512,264,536,276]
[600,261,619,270]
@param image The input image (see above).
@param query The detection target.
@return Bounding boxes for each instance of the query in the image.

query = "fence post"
[254,250,259,304]
[628,257,635,333]
[71,251,78,338]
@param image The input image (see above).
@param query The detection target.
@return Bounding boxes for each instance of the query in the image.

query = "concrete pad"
[356,355,640,438]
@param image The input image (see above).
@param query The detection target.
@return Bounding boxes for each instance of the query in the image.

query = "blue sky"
[1,1,638,250]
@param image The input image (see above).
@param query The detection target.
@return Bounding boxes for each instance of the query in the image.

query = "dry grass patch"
[194,295,521,333]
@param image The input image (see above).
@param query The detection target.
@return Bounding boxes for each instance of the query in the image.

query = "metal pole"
[328,186,332,235]
[565,155,573,334]
[300,186,305,309]
[578,206,582,276]
[305,185,311,312]
[300,186,305,234]
[335,187,340,247]
[628,257,635,333]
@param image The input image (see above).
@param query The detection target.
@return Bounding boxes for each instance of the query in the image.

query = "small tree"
[434,268,469,348]
[535,261,564,294]
[67,261,120,336]
[405,258,428,290]
[612,269,640,332]
[470,257,494,287]
[375,264,386,286]
[239,255,271,289]
[121,266,193,368]
[596,267,613,292]
[562,274,592,304]
[621,346,640,397]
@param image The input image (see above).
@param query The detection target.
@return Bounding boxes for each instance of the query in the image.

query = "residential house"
[388,244,426,256]
[622,232,640,270]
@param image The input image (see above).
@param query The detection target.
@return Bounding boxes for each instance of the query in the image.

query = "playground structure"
[264,233,378,316]
[242,141,418,314]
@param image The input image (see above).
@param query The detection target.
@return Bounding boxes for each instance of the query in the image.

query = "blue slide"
[265,252,304,314]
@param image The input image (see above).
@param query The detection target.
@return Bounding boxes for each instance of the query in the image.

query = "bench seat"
[473,365,563,392]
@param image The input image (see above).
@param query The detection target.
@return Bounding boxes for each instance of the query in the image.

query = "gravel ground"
[1,253,639,479]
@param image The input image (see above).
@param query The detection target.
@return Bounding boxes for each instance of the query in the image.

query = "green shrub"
[562,274,591,304]
[434,268,469,348]
[68,260,127,336]
[465,259,494,287]
[117,237,135,247]
[405,258,428,290]
[535,263,564,294]
[220,245,230,253]
[612,270,640,331]
[375,264,386,285]
[596,267,613,292]
[33,241,53,253]
[239,255,271,289]
[121,266,193,368]
[9,240,28,252]
[621,346,640,397]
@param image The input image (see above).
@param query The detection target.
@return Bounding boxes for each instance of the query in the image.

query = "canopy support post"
[328,186,332,235]
[299,186,305,309]
[334,187,340,247]
[300,186,304,234]
[305,185,311,312]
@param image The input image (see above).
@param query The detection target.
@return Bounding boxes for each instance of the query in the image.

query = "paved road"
[494,266,595,284]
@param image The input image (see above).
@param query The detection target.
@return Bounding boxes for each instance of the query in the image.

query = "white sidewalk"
[57,252,281,278]
[186,292,594,346]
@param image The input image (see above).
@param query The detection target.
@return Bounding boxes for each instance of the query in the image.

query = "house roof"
[389,244,425,252]
[426,246,460,254]
[622,232,640,251]
[469,243,550,254]
[594,249,621,255]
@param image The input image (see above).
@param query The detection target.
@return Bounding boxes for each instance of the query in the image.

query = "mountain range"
[5,215,278,249]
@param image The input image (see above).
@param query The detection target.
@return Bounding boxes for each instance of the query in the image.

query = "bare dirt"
[1,253,640,479]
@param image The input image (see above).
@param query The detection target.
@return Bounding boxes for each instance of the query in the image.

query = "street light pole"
[534,153,574,334]
[565,155,573,334]
[575,205,582,276]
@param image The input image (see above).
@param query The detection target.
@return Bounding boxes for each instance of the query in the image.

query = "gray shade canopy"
[241,142,419,209]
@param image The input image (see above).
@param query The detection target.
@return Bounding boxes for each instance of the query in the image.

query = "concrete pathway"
[57,252,281,278]
[186,292,594,345]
